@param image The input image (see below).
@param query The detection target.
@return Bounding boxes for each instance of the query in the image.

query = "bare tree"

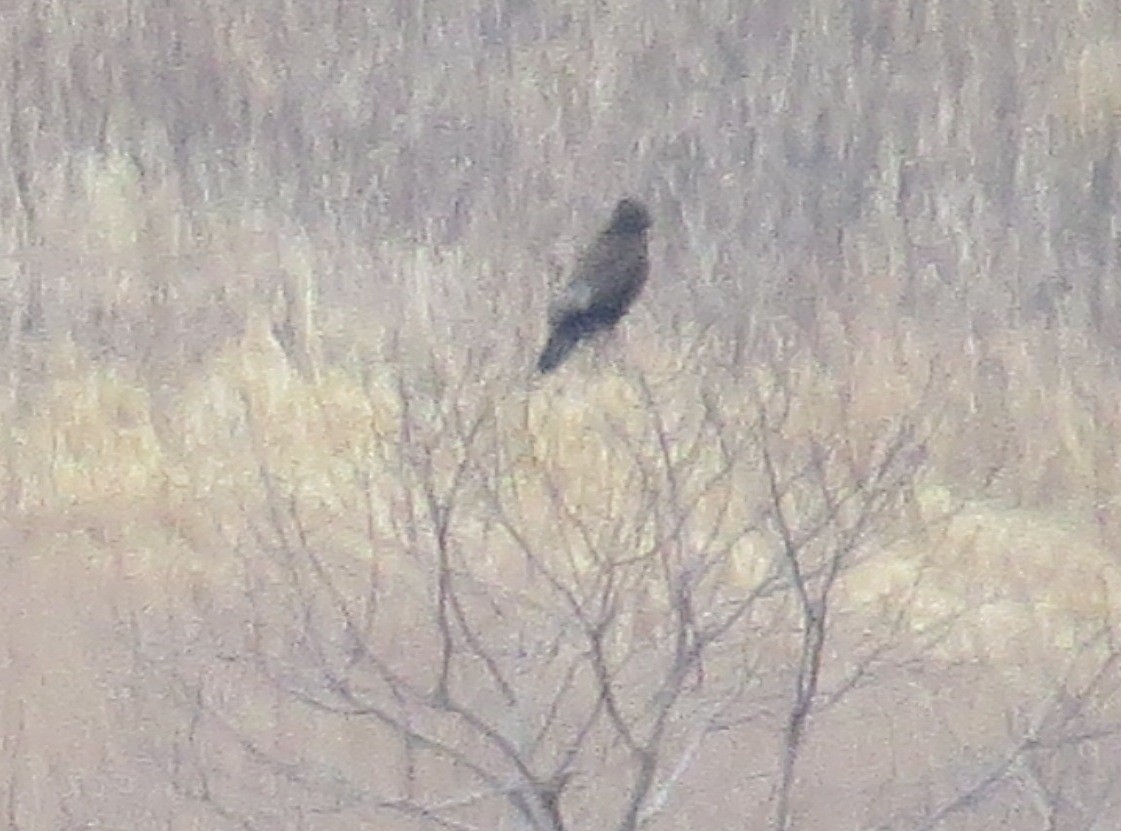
[119,331,993,831]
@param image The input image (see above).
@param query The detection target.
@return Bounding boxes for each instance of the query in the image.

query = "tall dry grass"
[3,0,1121,826]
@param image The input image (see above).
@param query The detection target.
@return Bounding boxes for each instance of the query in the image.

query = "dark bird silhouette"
[537,198,652,373]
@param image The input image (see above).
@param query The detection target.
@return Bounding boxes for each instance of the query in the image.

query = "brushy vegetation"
[3,0,1121,828]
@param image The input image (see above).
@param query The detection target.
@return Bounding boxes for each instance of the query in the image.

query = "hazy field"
[2,0,1121,828]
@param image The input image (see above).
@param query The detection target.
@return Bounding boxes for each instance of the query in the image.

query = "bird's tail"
[536,326,580,373]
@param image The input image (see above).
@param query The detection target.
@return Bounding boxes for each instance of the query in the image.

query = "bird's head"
[610,198,652,234]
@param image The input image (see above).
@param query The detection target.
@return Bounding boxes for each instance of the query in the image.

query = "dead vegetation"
[3,0,1121,828]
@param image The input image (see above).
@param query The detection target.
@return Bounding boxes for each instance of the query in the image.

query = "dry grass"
[3,0,1121,827]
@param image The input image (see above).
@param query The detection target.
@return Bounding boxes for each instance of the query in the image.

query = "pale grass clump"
[846,495,1121,675]
[2,311,401,571]
[6,339,164,511]
[2,151,1119,683]
[4,244,1118,678]
[825,317,1121,665]
[812,298,1121,510]
[500,304,1121,671]
[163,307,403,525]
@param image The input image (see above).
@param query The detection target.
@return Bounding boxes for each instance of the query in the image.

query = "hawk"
[537,198,651,373]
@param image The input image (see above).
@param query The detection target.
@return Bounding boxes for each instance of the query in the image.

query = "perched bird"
[537,198,652,373]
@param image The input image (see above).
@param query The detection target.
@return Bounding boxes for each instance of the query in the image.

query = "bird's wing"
[554,234,622,307]
[548,277,596,324]
[549,224,648,323]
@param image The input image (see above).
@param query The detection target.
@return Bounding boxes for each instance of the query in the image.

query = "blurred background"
[3,0,1121,828]
[5,0,1121,498]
